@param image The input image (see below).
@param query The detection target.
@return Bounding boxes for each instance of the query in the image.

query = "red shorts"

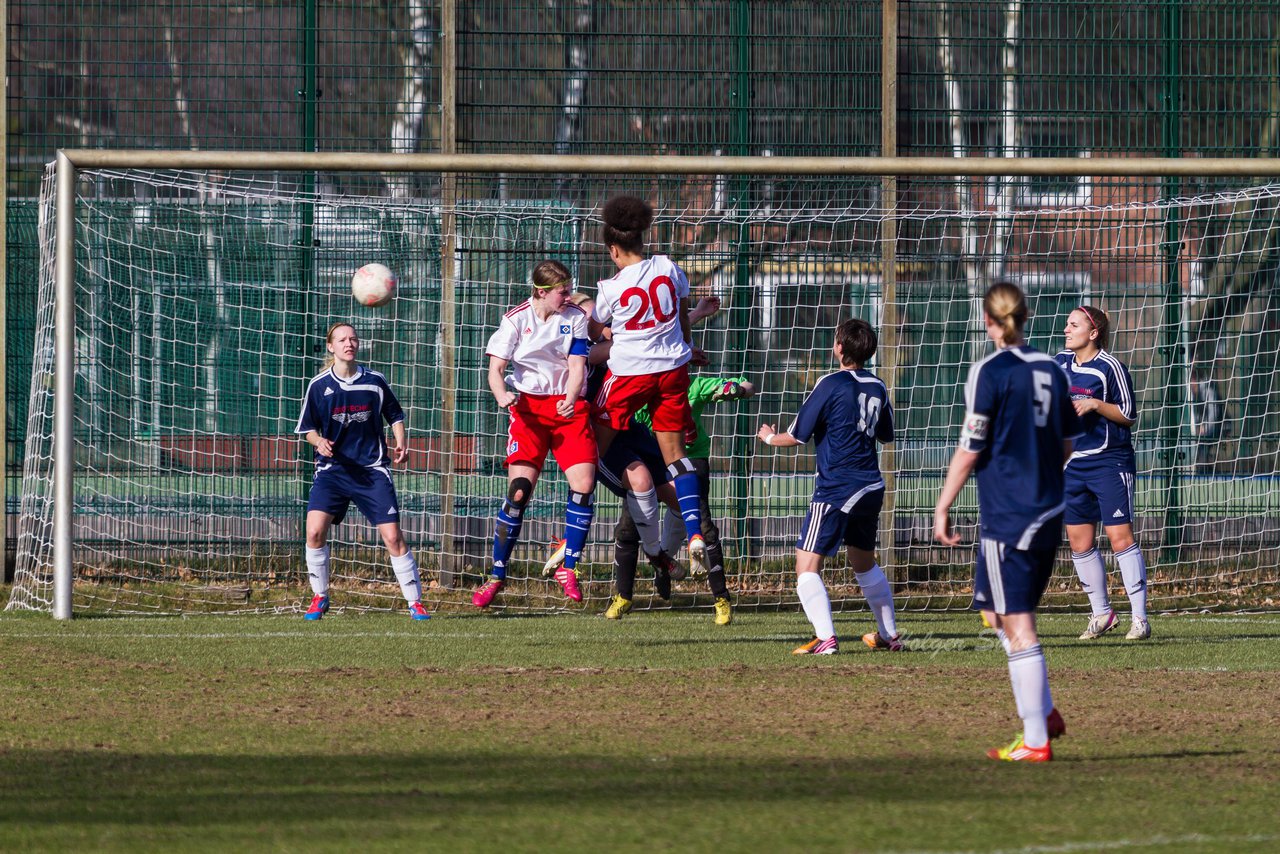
[506,394,598,471]
[592,364,693,433]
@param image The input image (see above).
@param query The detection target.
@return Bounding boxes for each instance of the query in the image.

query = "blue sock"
[491,502,523,581]
[667,458,702,540]
[563,490,594,570]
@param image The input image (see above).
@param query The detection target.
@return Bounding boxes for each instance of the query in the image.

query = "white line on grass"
[889,831,1280,854]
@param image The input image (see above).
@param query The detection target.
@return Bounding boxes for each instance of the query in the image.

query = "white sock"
[854,565,897,638]
[796,572,836,641]
[1071,548,1112,616]
[391,550,421,604]
[305,545,330,595]
[995,628,1013,654]
[626,489,662,557]
[1007,644,1051,748]
[660,505,685,556]
[1116,544,1148,622]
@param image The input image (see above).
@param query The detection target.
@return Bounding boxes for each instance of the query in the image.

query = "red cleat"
[471,577,504,609]
[987,734,1052,762]
[553,566,583,602]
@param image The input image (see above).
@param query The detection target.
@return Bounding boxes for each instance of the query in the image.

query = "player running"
[1056,306,1150,640]
[589,195,709,576]
[757,318,903,655]
[934,281,1082,762]
[473,260,597,609]
[295,322,429,621]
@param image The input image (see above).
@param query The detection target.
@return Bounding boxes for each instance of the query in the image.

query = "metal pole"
[54,152,77,620]
[729,0,755,562]
[1160,0,1185,561]
[439,0,459,588]
[880,0,900,583]
[58,150,1280,177]
[1,0,8,578]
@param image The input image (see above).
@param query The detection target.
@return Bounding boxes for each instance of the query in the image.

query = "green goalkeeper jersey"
[636,375,747,460]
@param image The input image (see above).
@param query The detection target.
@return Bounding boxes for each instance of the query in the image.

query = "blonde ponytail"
[984,281,1028,346]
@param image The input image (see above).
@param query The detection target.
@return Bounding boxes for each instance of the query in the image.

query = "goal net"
[9,163,1280,615]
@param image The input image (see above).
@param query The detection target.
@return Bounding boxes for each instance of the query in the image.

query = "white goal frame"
[48,149,1280,618]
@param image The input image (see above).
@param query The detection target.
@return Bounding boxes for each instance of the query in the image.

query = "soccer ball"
[352,263,397,308]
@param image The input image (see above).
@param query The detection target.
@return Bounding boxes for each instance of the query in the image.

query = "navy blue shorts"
[971,538,1055,615]
[1064,455,1136,526]
[796,487,884,556]
[598,423,668,499]
[307,465,401,526]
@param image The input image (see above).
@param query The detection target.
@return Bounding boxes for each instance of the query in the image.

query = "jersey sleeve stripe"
[1099,351,1137,419]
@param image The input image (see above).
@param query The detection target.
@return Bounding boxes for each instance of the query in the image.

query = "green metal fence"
[8,0,1280,520]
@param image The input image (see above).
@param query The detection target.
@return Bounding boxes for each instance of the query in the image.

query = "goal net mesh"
[9,165,1280,615]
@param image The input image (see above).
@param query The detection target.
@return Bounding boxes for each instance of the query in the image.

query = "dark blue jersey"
[960,346,1083,550]
[295,366,406,471]
[1053,349,1137,464]
[788,369,894,507]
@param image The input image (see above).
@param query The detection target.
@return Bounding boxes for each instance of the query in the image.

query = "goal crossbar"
[46,150,1280,618]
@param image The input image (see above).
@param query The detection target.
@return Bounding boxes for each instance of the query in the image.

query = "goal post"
[18,149,1280,618]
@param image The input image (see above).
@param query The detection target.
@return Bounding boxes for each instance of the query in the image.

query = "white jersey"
[593,255,692,376]
[485,300,590,396]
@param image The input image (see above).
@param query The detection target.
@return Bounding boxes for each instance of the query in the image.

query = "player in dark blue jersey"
[757,318,902,655]
[1056,306,1150,641]
[934,282,1083,762]
[294,322,429,621]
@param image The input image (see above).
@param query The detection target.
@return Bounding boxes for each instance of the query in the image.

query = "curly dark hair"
[601,195,654,254]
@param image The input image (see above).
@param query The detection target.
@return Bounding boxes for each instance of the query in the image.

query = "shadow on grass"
[0,746,1264,830]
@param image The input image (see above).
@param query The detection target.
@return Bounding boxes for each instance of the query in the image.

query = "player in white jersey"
[473,260,597,609]
[295,322,429,621]
[589,195,708,574]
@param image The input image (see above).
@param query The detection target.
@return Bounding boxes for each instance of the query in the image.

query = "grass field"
[1,605,1278,853]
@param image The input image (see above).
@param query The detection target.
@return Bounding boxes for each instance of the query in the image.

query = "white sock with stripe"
[796,572,836,641]
[1007,644,1051,748]
[391,550,421,604]
[625,488,662,557]
[305,546,330,595]
[660,505,685,556]
[854,565,897,639]
[1115,544,1148,622]
[1071,548,1112,616]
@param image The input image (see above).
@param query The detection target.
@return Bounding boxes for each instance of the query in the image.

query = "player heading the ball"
[294,322,429,621]
[933,281,1082,762]
[758,318,902,655]
[589,195,708,575]
[474,260,598,609]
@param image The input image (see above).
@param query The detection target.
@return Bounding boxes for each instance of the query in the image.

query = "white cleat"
[540,538,567,577]
[1079,610,1119,640]
[1125,618,1151,640]
[687,534,708,579]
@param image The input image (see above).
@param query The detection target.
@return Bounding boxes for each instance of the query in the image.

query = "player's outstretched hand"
[691,295,722,323]
[757,423,777,444]
[933,507,961,546]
